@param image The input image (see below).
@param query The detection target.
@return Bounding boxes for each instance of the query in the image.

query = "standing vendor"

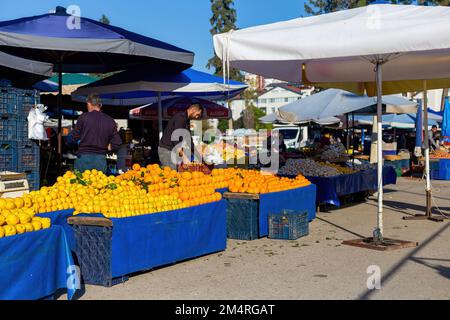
[68,94,122,173]
[158,104,203,169]
[428,125,440,151]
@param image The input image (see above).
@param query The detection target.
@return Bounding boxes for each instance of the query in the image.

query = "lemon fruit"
[4,225,16,236]
[0,226,4,238]
[15,224,26,234]
[24,223,34,232]
[18,213,31,224]
[14,198,24,209]
[5,214,19,226]
[40,218,51,229]
[31,220,42,231]
[0,215,4,226]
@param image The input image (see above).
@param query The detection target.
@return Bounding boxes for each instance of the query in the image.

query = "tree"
[99,14,110,25]
[304,0,414,16]
[207,0,243,82]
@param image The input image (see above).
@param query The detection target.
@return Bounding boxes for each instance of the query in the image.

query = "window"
[278,129,299,140]
[284,98,289,102]
[269,98,275,103]
[272,107,276,113]
[259,98,267,104]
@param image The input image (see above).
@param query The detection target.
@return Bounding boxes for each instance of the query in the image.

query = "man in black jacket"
[158,104,203,169]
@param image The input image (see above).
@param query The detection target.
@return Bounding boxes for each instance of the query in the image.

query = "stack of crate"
[0,85,40,191]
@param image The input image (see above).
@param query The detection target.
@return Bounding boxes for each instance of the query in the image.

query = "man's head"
[86,93,102,112]
[186,103,203,120]
[432,125,437,133]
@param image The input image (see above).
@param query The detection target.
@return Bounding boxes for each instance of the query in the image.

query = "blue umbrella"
[353,112,440,129]
[0,6,193,73]
[72,68,247,136]
[72,68,247,105]
[443,97,450,143]
[32,79,58,92]
[0,6,193,166]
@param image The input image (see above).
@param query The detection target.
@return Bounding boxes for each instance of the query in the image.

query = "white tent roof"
[214,4,450,94]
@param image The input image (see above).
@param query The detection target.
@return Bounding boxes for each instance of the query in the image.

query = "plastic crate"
[0,116,20,141]
[0,87,19,115]
[73,224,128,287]
[226,197,259,240]
[0,141,18,172]
[18,142,39,172]
[23,169,40,191]
[17,89,38,117]
[268,211,309,240]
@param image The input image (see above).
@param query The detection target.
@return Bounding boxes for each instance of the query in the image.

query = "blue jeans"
[75,154,107,173]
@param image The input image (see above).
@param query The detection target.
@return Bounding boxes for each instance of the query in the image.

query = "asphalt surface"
[75,177,450,300]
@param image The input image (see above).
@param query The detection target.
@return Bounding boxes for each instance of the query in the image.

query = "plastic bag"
[28,104,49,141]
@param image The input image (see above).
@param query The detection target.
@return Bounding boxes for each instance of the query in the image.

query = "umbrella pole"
[57,54,63,175]
[158,92,163,139]
[375,62,384,242]
[343,61,418,250]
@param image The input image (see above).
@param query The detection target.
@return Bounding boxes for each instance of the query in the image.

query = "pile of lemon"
[0,198,51,238]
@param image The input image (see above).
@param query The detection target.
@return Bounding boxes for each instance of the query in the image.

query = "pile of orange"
[224,168,310,194]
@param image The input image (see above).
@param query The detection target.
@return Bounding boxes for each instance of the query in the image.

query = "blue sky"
[0,0,307,73]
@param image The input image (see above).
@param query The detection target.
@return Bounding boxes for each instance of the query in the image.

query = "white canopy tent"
[214,4,450,245]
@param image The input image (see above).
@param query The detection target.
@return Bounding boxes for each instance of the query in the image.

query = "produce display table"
[224,184,317,239]
[0,225,77,300]
[430,158,450,180]
[303,166,397,207]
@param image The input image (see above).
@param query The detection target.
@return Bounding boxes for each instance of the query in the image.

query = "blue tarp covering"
[443,97,450,141]
[37,202,227,278]
[258,184,316,237]
[110,200,227,277]
[304,167,397,207]
[0,226,77,300]
[38,209,75,251]
[431,159,450,180]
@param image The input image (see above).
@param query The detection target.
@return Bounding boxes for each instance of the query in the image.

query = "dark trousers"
[75,154,107,173]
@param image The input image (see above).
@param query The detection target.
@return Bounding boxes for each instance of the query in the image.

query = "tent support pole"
[158,92,163,139]
[57,53,63,175]
[404,81,444,222]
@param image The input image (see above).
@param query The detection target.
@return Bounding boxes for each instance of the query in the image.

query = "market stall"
[69,200,226,286]
[0,225,77,300]
[278,158,397,206]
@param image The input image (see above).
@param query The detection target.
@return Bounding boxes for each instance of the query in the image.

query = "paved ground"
[76,177,450,300]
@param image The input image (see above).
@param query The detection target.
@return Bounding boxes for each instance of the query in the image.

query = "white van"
[272,125,308,150]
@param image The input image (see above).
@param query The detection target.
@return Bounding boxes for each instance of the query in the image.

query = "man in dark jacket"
[158,104,203,169]
[68,94,122,173]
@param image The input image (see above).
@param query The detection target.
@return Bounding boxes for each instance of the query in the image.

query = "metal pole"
[346,113,350,149]
[375,62,384,241]
[158,92,163,139]
[57,54,63,174]
[423,81,432,216]
[352,112,355,165]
